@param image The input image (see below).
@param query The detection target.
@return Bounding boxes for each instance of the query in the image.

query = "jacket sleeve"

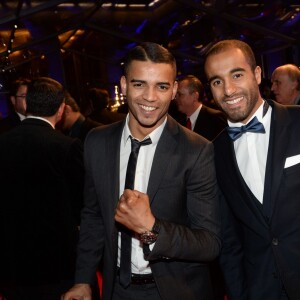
[145,141,221,262]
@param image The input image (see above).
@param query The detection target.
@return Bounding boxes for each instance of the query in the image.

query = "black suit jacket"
[67,115,102,143]
[214,100,300,300]
[75,116,221,300]
[0,111,21,134]
[179,105,227,141]
[0,118,84,285]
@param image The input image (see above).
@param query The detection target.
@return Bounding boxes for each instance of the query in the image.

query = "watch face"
[140,231,158,245]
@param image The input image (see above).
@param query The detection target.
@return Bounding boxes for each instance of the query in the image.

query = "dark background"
[0,0,299,117]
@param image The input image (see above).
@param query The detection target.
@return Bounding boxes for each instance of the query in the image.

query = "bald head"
[271,64,300,105]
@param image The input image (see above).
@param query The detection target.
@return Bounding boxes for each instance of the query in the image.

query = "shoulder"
[166,115,212,149]
[201,105,226,120]
[85,119,124,147]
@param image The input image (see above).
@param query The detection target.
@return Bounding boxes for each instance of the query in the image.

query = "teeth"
[140,104,155,111]
[227,97,243,105]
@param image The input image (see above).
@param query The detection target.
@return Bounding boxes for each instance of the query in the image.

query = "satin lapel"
[147,117,178,204]
[264,102,291,220]
[103,122,124,251]
[219,133,269,229]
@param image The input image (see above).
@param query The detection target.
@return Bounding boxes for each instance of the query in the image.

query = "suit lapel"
[147,116,178,204]
[103,122,124,253]
[264,101,292,220]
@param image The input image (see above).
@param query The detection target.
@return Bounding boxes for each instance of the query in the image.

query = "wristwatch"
[139,218,161,245]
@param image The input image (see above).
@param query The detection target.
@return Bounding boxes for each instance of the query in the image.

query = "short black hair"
[204,39,257,72]
[26,77,65,117]
[9,78,31,97]
[123,42,177,79]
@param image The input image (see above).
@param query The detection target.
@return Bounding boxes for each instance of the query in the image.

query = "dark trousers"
[112,277,161,300]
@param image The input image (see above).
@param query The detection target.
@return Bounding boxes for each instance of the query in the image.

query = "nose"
[271,82,276,92]
[224,80,236,97]
[143,86,158,101]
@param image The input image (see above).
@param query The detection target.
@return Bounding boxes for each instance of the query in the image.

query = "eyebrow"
[208,67,246,84]
[130,79,171,86]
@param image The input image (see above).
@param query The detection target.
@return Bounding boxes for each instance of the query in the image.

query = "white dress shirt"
[26,115,55,129]
[118,115,166,274]
[187,104,202,131]
[228,101,272,203]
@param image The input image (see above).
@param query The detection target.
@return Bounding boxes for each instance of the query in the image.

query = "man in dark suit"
[0,77,84,300]
[271,64,300,105]
[204,39,300,300]
[0,78,30,134]
[62,42,221,300]
[86,87,126,125]
[175,75,227,141]
[59,91,102,143]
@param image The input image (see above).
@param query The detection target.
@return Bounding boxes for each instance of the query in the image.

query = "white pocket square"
[284,154,300,168]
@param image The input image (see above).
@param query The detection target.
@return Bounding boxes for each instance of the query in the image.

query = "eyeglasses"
[15,94,26,98]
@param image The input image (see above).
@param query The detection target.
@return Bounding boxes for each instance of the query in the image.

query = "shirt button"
[272,238,279,246]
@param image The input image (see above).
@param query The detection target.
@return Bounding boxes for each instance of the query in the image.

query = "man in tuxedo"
[0,78,30,134]
[0,77,84,299]
[204,39,300,300]
[62,42,221,300]
[175,74,227,141]
[271,64,300,105]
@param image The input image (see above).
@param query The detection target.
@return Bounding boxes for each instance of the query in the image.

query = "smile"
[226,96,243,105]
[139,104,156,111]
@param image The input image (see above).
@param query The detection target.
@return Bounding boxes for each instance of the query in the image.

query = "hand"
[115,189,155,234]
[61,283,92,300]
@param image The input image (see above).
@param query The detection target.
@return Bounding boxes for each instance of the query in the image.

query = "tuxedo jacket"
[0,111,21,134]
[0,118,84,285]
[213,100,300,300]
[179,105,227,141]
[67,115,102,143]
[75,115,221,300]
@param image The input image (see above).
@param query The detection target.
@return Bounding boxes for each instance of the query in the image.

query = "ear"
[56,102,66,122]
[120,76,127,95]
[193,91,199,102]
[171,80,178,100]
[254,66,262,85]
[10,96,16,106]
[64,104,72,115]
[290,80,298,91]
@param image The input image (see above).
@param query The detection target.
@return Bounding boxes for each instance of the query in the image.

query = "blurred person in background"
[271,64,300,105]
[0,78,30,134]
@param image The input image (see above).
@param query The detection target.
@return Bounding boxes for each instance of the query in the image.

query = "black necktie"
[119,136,152,288]
[227,116,265,141]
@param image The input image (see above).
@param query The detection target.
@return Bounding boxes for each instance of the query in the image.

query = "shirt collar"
[26,115,55,129]
[122,114,167,147]
[188,103,202,125]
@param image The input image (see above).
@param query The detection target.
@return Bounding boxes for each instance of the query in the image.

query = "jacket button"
[272,238,279,246]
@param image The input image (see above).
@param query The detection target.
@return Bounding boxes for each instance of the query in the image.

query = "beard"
[218,87,260,123]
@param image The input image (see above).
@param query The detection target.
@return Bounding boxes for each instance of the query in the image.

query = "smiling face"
[205,48,263,124]
[120,60,178,139]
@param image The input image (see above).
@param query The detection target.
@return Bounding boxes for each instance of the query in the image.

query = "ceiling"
[0,0,299,89]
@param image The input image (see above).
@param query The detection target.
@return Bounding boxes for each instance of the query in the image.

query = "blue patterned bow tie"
[227,116,265,141]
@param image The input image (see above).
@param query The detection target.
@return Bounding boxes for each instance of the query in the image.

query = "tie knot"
[227,116,265,141]
[130,136,152,153]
